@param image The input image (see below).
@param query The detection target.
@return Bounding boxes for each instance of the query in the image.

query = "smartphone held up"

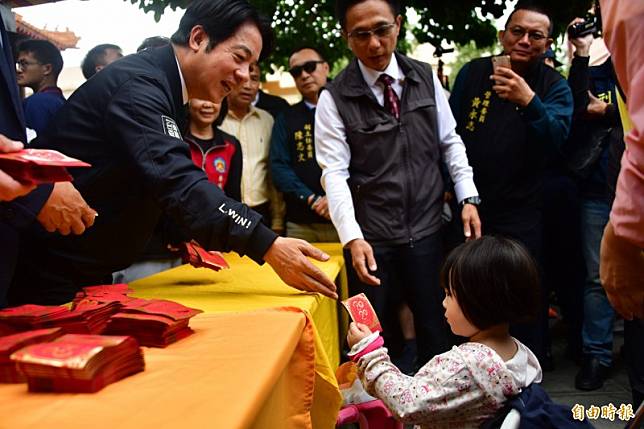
[492,55,511,72]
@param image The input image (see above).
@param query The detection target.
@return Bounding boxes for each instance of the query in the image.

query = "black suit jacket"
[0,18,52,307]
[0,17,52,229]
[10,45,277,305]
[0,17,25,142]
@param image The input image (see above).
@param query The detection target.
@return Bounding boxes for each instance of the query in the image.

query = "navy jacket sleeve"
[269,113,315,201]
[223,134,243,202]
[520,78,573,151]
[0,184,52,229]
[568,55,591,116]
[104,77,277,263]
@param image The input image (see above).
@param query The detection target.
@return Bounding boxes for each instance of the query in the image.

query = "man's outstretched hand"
[264,237,338,299]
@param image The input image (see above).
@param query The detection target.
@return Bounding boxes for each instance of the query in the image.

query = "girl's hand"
[347,322,372,348]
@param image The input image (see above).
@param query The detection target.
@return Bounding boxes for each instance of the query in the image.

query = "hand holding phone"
[492,55,511,72]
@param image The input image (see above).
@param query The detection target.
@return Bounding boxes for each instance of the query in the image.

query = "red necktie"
[377,73,400,120]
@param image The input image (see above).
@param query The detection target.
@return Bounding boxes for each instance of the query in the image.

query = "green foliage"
[128,0,594,73]
[446,40,495,87]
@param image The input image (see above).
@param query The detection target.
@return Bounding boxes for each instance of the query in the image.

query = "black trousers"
[479,206,549,365]
[344,230,450,364]
[0,222,18,308]
[542,172,585,357]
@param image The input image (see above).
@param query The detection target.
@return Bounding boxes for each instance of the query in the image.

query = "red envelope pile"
[0,328,63,383]
[180,240,229,271]
[0,148,91,184]
[11,334,144,393]
[71,284,139,308]
[0,302,120,335]
[105,299,202,347]
[0,305,67,334]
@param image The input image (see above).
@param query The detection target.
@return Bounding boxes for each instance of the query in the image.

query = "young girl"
[347,236,543,428]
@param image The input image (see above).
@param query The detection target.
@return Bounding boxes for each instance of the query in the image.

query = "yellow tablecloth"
[0,243,348,428]
[127,243,348,428]
[0,310,334,429]
[129,242,348,369]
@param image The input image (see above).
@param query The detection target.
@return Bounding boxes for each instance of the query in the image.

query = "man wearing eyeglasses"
[15,40,65,136]
[449,5,573,365]
[270,47,338,242]
[316,0,480,366]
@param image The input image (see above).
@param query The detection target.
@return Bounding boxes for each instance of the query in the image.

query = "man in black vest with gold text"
[449,4,573,365]
[316,0,481,366]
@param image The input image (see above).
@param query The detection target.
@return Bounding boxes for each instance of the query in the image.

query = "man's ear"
[42,63,53,77]
[188,25,208,52]
[395,14,403,35]
[545,37,553,51]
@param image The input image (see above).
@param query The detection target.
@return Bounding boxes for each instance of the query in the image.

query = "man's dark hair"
[335,0,400,30]
[137,36,171,52]
[505,3,554,37]
[170,0,274,62]
[288,46,326,63]
[81,43,122,79]
[17,39,63,78]
[440,236,540,331]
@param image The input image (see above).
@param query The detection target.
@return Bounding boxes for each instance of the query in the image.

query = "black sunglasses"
[289,60,324,78]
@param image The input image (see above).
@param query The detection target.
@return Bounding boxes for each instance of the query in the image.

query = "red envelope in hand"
[180,241,229,271]
[341,293,383,332]
[193,244,229,270]
[0,148,91,184]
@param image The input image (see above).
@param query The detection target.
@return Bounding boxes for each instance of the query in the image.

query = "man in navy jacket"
[8,0,337,306]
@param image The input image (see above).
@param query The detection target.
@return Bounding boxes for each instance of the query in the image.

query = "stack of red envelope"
[0,328,63,383]
[41,302,122,334]
[11,334,144,393]
[180,240,229,271]
[0,305,69,333]
[72,284,150,311]
[0,303,120,335]
[105,299,202,347]
[0,148,91,184]
[71,284,134,308]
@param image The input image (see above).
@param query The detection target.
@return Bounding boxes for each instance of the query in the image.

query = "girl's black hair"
[440,235,541,330]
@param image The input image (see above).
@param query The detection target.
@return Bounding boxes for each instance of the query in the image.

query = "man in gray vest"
[315,0,481,365]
